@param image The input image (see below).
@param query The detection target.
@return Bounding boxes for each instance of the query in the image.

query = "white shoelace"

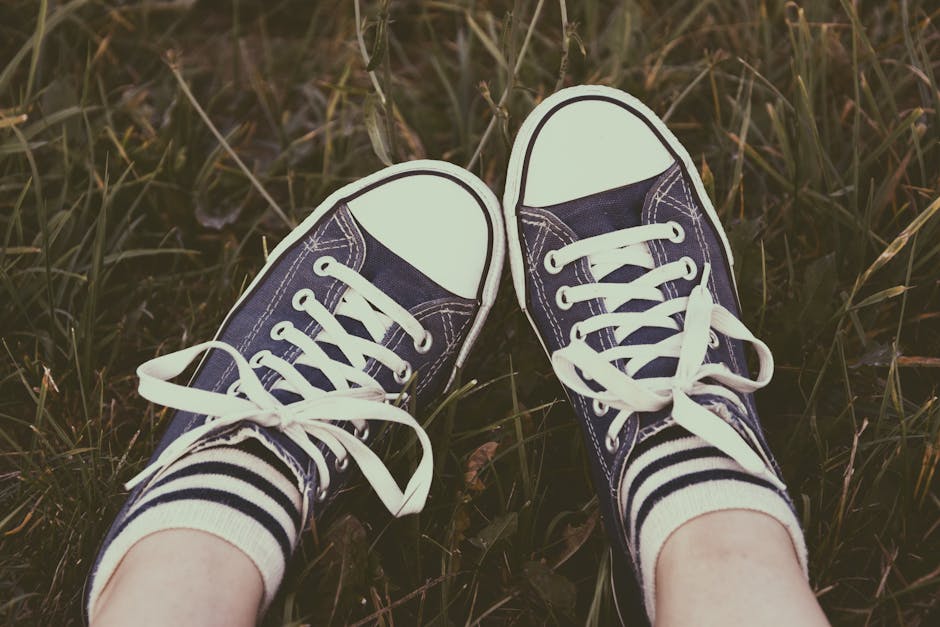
[546,221,783,488]
[126,256,435,518]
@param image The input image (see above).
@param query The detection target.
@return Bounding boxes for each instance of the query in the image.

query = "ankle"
[654,510,828,627]
[86,438,303,621]
[93,530,262,627]
[658,509,805,573]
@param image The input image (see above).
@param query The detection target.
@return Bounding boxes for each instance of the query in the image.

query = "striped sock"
[87,437,304,619]
[619,426,808,619]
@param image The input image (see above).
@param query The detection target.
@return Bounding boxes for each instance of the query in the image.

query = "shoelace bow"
[126,256,434,519]
[547,221,783,488]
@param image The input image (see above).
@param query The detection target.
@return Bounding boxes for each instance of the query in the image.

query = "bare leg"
[655,510,829,627]
[92,529,263,627]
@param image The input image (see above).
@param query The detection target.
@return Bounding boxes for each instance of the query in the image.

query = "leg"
[86,440,304,623]
[500,86,828,624]
[87,163,502,623]
[656,510,829,626]
[92,530,262,627]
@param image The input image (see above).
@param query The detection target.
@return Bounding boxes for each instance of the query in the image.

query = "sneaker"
[503,85,800,619]
[87,160,504,614]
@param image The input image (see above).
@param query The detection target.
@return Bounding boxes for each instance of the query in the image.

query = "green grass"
[1,0,939,624]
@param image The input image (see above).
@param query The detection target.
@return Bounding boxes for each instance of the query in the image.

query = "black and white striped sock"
[619,426,808,618]
[87,437,304,618]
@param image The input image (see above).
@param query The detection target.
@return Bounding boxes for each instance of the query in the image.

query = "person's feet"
[91,87,817,623]
[503,85,807,621]
[87,160,504,619]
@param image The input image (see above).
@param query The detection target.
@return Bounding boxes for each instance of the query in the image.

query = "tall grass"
[1,1,938,624]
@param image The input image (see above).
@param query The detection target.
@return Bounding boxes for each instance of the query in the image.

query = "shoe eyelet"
[316,486,329,502]
[394,361,412,384]
[270,320,293,340]
[543,250,563,275]
[249,350,271,368]
[592,399,609,416]
[605,433,620,454]
[668,221,686,243]
[414,330,433,354]
[681,256,698,281]
[313,255,336,276]
[354,425,370,441]
[555,286,572,310]
[292,288,315,310]
[570,323,585,342]
[334,456,349,472]
[226,380,241,396]
[708,330,720,348]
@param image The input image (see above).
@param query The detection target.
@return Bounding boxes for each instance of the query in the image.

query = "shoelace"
[126,256,434,519]
[545,221,783,488]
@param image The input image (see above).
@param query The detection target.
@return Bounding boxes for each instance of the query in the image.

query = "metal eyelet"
[414,330,433,354]
[570,323,585,342]
[555,286,572,311]
[394,361,412,384]
[605,433,620,454]
[668,221,686,243]
[292,288,315,310]
[680,256,698,281]
[316,486,329,502]
[354,425,370,441]
[708,330,720,348]
[249,350,271,368]
[313,255,336,276]
[226,380,241,396]
[270,320,292,340]
[334,456,349,472]
[543,250,562,274]
[592,399,609,416]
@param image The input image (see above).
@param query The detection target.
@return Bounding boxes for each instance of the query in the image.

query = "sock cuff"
[87,441,303,620]
[636,475,808,619]
[619,434,808,622]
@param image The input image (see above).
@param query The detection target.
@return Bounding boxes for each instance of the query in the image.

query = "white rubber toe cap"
[348,172,489,299]
[522,98,675,207]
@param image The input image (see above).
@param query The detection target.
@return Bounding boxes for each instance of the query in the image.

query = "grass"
[1,0,939,624]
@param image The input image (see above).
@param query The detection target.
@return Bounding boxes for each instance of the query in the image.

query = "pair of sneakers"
[88,85,804,621]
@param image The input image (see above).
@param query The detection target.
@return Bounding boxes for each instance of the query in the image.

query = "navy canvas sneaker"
[87,160,504,618]
[503,86,807,622]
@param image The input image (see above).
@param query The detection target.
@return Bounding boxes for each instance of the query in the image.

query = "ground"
[1,1,939,625]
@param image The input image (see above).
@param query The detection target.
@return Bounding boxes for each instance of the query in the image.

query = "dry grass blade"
[166,55,294,229]
[855,195,940,292]
[466,0,547,170]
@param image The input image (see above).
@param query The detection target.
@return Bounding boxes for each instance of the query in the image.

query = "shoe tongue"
[547,174,657,238]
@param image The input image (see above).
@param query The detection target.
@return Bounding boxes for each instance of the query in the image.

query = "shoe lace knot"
[546,223,782,487]
[126,257,434,520]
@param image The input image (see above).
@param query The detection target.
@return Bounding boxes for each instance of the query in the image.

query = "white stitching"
[522,208,611,481]
[415,307,473,396]
[215,230,319,392]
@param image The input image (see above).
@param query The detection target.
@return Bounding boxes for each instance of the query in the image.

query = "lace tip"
[123,469,151,492]
[699,262,712,286]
